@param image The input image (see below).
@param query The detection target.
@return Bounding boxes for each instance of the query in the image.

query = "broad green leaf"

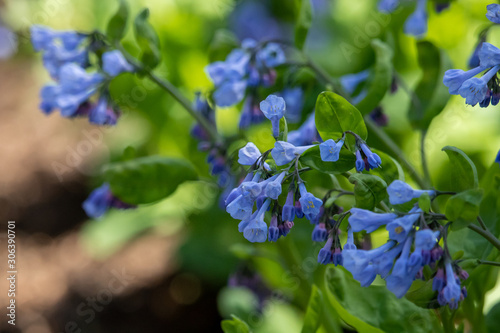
[221,314,250,333]
[355,40,393,115]
[446,189,484,230]
[408,41,452,130]
[486,301,500,333]
[418,192,431,213]
[442,146,478,192]
[103,155,198,204]
[348,174,387,210]
[134,9,161,70]
[300,145,356,174]
[106,0,129,41]
[301,285,323,333]
[295,0,312,50]
[369,149,405,184]
[405,279,438,309]
[324,267,443,333]
[315,92,367,150]
[279,117,288,141]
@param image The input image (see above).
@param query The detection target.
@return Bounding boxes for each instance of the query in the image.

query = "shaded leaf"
[106,0,129,41]
[103,155,198,204]
[446,189,484,230]
[442,146,478,192]
[418,192,431,213]
[369,149,405,184]
[221,314,251,333]
[134,8,161,70]
[348,173,387,210]
[301,285,323,333]
[295,0,312,50]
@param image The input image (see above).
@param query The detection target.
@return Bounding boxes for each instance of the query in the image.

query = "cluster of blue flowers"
[313,179,467,308]
[82,183,135,218]
[31,26,134,125]
[378,0,446,37]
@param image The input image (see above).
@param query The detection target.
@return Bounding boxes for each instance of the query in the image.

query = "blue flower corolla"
[264,172,287,199]
[282,187,296,222]
[403,0,428,37]
[355,150,365,172]
[82,183,113,218]
[318,237,333,265]
[373,243,404,278]
[102,50,134,77]
[271,141,314,166]
[360,144,382,169]
[0,26,17,59]
[349,208,398,233]
[458,65,500,106]
[238,211,258,232]
[226,194,254,220]
[340,69,370,95]
[89,97,118,126]
[312,223,327,242]
[238,142,262,165]
[385,236,421,298]
[443,66,485,95]
[344,228,357,250]
[287,112,322,146]
[319,139,344,162]
[496,149,500,166]
[432,268,445,292]
[332,248,343,266]
[280,87,303,123]
[414,229,439,251]
[468,37,486,69]
[442,261,462,309]
[257,42,286,68]
[387,180,435,205]
[213,80,247,107]
[260,95,286,137]
[478,42,500,68]
[298,183,323,220]
[40,85,61,114]
[386,207,421,243]
[279,221,294,237]
[343,241,396,287]
[243,199,271,243]
[378,0,400,13]
[31,25,86,52]
[486,4,500,24]
[268,215,279,242]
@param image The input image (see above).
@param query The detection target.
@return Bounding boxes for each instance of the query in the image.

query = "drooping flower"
[319,138,344,162]
[318,237,333,265]
[264,171,287,199]
[459,65,500,106]
[88,97,119,126]
[414,229,440,251]
[349,208,398,233]
[386,207,421,243]
[257,42,286,68]
[441,261,462,309]
[238,142,263,166]
[282,187,296,222]
[478,42,500,68]
[268,215,279,242]
[298,183,323,220]
[344,228,357,250]
[385,235,421,298]
[260,94,286,137]
[82,183,135,218]
[312,223,328,242]
[271,141,314,166]
[468,36,486,69]
[387,180,435,205]
[378,0,400,13]
[486,4,500,24]
[102,50,135,76]
[404,0,428,37]
[243,198,271,243]
[443,66,485,95]
[360,143,382,169]
[355,150,365,172]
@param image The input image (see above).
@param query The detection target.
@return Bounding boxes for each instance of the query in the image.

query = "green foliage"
[369,149,405,184]
[221,315,250,333]
[301,285,323,333]
[349,173,387,210]
[355,40,393,115]
[418,192,431,213]
[442,146,479,192]
[106,0,129,42]
[408,41,452,130]
[295,0,312,50]
[315,92,367,150]
[103,155,198,204]
[446,189,483,230]
[134,9,161,70]
[324,267,442,333]
[300,145,356,174]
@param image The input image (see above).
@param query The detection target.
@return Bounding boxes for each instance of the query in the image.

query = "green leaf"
[295,0,312,50]
[418,192,431,213]
[348,174,387,210]
[442,146,478,192]
[221,315,250,333]
[324,267,443,333]
[278,117,288,141]
[106,0,129,41]
[446,189,484,230]
[405,279,439,309]
[134,8,161,70]
[408,41,452,129]
[369,149,405,184]
[300,145,356,174]
[315,92,367,151]
[103,155,198,204]
[301,285,323,333]
[355,40,393,115]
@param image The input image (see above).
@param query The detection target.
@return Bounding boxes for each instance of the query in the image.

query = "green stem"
[365,117,429,189]
[477,216,488,231]
[116,44,222,144]
[421,129,432,187]
[477,260,500,267]
[468,224,500,252]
